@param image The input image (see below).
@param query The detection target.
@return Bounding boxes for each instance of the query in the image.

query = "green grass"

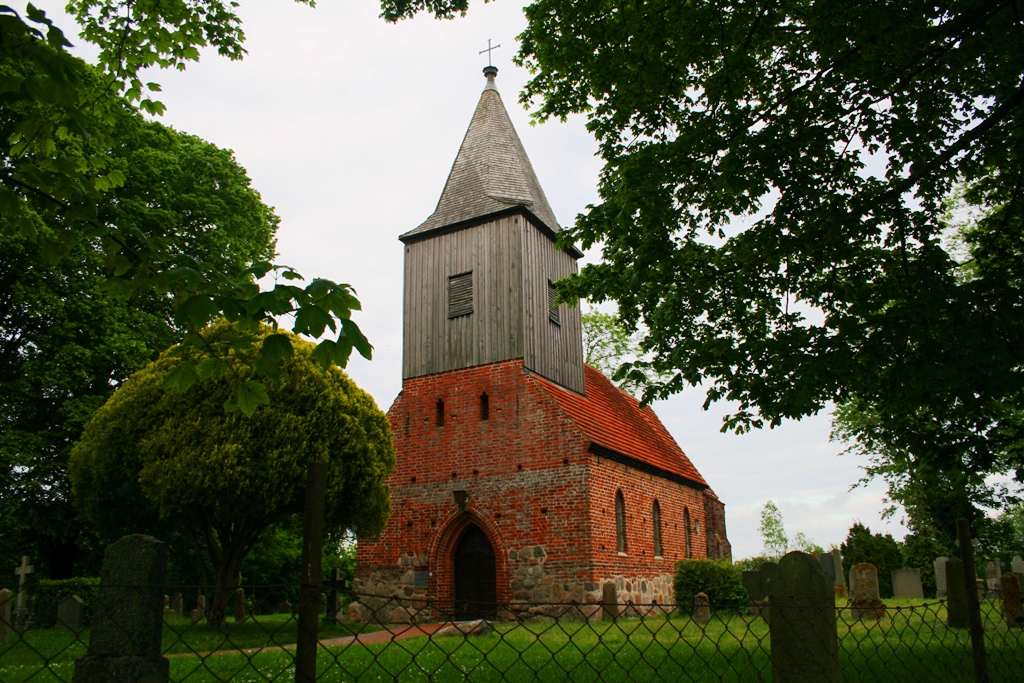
[1,599,1021,682]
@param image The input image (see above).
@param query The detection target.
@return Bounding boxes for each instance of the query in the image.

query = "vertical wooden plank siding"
[402,216,525,379]
[521,218,586,394]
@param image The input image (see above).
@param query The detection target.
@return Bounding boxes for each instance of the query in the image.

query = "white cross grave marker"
[13,556,33,613]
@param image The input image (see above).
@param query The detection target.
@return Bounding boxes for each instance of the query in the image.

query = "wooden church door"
[453,524,497,619]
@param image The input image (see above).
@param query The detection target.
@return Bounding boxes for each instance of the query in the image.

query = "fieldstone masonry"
[73,535,169,683]
[892,567,924,599]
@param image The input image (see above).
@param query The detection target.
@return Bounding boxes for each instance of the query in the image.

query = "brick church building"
[352,66,730,621]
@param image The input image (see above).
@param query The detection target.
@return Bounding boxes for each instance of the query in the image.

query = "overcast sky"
[36,0,910,558]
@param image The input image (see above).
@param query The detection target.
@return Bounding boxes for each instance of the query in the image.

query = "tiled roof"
[530,365,710,488]
[402,69,560,239]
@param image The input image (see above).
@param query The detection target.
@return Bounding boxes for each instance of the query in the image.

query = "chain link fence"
[2,582,1021,682]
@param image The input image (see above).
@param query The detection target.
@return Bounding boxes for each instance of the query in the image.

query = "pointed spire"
[402,67,560,239]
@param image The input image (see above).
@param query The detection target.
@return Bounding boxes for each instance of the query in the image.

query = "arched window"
[480,393,489,420]
[683,508,692,559]
[436,399,445,427]
[615,490,627,553]
[652,500,663,557]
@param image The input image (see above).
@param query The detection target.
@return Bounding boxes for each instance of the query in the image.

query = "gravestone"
[761,562,779,594]
[57,595,85,630]
[819,555,836,584]
[934,556,949,597]
[601,582,618,620]
[767,551,840,683]
[191,595,206,624]
[277,600,292,615]
[320,592,328,615]
[976,578,986,602]
[73,534,169,683]
[234,588,246,622]
[693,592,710,624]
[987,559,1003,582]
[831,549,847,597]
[171,593,183,616]
[12,556,33,630]
[1012,555,1023,576]
[892,567,924,599]
[0,588,12,643]
[743,570,762,601]
[1000,572,1023,628]
[849,563,887,620]
[946,557,969,629]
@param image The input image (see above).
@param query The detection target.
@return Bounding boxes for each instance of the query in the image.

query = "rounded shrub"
[673,559,748,612]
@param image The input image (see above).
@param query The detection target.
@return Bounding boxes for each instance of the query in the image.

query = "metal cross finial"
[479,39,501,66]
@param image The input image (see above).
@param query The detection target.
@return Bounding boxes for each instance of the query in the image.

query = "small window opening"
[652,500,663,557]
[436,399,445,427]
[615,490,627,553]
[684,508,692,559]
[480,393,489,420]
[547,280,561,325]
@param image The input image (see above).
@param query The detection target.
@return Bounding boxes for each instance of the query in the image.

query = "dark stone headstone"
[171,593,182,616]
[761,562,779,597]
[768,551,840,683]
[819,555,836,583]
[57,595,84,630]
[831,549,846,589]
[849,563,886,620]
[946,557,969,629]
[73,535,169,682]
[0,588,12,643]
[743,570,762,601]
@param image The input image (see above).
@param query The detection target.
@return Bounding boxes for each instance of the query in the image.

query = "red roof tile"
[530,365,709,488]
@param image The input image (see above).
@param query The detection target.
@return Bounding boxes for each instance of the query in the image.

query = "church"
[352,66,730,622]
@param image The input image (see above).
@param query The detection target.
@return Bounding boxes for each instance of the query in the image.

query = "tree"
[68,322,396,626]
[0,108,279,578]
[758,500,789,560]
[841,523,904,598]
[1,5,369,408]
[387,0,1024,522]
[582,309,669,396]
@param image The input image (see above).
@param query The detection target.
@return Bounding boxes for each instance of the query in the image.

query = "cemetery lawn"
[1,599,1021,682]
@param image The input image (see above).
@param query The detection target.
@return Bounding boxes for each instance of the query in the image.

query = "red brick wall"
[355,359,717,615]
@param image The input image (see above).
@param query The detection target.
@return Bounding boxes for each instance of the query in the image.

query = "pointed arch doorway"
[453,524,497,619]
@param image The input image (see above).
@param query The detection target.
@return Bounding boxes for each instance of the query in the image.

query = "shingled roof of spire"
[402,68,560,239]
[530,365,710,488]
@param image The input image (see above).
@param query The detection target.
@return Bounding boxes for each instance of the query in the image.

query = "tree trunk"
[205,542,245,627]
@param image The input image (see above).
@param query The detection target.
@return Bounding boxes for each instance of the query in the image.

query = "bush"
[673,559,748,612]
[30,578,100,629]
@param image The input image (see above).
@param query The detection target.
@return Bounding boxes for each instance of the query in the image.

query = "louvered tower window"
[448,272,473,318]
[547,280,561,325]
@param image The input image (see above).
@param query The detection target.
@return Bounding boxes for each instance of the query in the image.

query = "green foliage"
[29,577,100,629]
[758,501,788,561]
[1,5,370,410]
[673,559,748,611]
[0,108,279,580]
[438,0,1024,529]
[841,523,905,598]
[581,309,670,396]
[68,321,396,626]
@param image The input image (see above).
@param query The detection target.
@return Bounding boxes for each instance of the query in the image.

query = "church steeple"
[399,67,585,395]
[401,67,561,240]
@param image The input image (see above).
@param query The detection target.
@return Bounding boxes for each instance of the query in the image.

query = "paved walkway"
[168,623,446,659]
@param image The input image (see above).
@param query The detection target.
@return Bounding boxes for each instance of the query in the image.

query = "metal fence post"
[956,519,988,683]
[296,462,327,683]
